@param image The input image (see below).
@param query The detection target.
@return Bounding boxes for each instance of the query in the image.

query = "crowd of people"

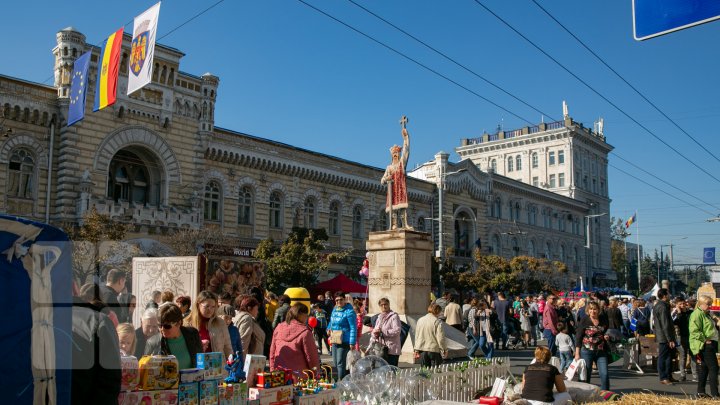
[68,268,720,403]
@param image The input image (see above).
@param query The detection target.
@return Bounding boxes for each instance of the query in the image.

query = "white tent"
[642,283,660,300]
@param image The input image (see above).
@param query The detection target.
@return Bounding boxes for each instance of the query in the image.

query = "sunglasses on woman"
[161,322,176,330]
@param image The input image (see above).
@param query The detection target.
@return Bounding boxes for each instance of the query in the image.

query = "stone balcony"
[77,197,201,229]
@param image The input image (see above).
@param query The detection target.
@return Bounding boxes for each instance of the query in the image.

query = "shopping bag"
[488,377,507,398]
[565,358,586,381]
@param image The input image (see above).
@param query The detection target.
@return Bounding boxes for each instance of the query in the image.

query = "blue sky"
[3,1,719,266]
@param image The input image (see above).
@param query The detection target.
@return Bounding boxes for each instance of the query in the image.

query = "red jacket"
[269,320,320,375]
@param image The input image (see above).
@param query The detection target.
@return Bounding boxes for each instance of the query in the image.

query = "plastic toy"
[225,351,246,383]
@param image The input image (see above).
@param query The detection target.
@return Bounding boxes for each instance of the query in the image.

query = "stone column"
[366,229,432,317]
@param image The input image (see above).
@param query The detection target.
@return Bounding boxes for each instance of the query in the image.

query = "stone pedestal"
[365,230,469,362]
[366,230,432,316]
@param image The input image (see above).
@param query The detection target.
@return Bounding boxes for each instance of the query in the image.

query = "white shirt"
[556,332,574,352]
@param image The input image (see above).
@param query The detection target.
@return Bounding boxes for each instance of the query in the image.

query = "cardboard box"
[121,355,140,392]
[293,389,339,405]
[139,355,180,390]
[199,379,219,405]
[179,382,199,405]
[248,385,294,405]
[180,368,205,384]
[196,352,225,380]
[118,391,142,405]
[243,355,267,387]
[152,389,179,405]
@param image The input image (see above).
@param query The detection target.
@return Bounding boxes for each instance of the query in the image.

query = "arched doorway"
[106,147,165,206]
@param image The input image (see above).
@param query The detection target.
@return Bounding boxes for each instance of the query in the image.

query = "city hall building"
[0,27,613,288]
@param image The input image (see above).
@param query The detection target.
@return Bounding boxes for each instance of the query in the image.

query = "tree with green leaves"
[254,228,340,293]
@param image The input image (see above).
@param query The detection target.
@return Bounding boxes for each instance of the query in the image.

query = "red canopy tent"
[311,273,368,296]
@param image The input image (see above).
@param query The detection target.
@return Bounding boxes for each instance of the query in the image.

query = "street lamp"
[585,212,607,288]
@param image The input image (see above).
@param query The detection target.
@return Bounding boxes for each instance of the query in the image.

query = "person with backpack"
[311,303,330,355]
[632,299,651,336]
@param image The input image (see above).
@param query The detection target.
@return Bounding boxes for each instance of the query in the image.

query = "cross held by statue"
[399,115,408,129]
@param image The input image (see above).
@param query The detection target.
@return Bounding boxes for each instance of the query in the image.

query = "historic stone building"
[0,28,612,288]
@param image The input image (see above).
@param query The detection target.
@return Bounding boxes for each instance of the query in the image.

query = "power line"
[530,0,720,166]
[611,152,720,212]
[472,0,720,185]
[608,163,716,216]
[41,1,226,85]
[299,0,720,217]
[344,0,556,120]
[295,0,535,125]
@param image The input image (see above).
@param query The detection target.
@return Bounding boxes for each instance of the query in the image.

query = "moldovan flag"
[625,213,636,229]
[93,27,123,111]
[128,2,161,95]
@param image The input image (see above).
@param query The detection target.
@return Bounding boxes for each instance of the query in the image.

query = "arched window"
[544,241,552,259]
[303,197,317,228]
[514,202,521,221]
[7,148,35,199]
[560,244,567,263]
[507,156,514,172]
[238,186,253,225]
[417,217,426,232]
[527,205,537,225]
[532,152,538,168]
[515,155,522,171]
[490,159,497,172]
[491,234,501,255]
[511,237,519,257]
[204,181,221,221]
[107,150,151,204]
[454,212,472,257]
[528,240,536,257]
[492,198,502,219]
[328,201,340,236]
[269,191,283,229]
[352,206,363,239]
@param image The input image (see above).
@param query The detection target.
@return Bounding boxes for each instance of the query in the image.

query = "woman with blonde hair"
[116,323,136,356]
[185,290,232,358]
[522,346,570,404]
[689,295,719,399]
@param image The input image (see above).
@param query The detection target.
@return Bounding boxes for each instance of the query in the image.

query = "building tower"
[53,27,87,100]
[199,73,219,133]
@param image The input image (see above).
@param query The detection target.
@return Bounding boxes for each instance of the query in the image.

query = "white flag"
[128,2,161,95]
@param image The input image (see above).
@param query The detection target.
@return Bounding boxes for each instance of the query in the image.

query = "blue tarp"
[0,215,72,405]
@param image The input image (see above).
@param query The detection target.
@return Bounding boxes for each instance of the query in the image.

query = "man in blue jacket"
[327,291,357,380]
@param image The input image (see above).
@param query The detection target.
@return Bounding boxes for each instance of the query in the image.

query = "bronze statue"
[381,116,412,230]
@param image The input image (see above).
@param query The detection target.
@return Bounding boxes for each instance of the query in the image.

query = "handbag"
[330,330,344,345]
[565,358,587,381]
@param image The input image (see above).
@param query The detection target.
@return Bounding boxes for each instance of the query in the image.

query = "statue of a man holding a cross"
[381,116,412,230]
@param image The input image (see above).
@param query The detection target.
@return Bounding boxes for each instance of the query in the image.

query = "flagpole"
[636,211,641,293]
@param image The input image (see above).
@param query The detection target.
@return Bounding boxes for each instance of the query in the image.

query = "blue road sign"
[633,0,720,40]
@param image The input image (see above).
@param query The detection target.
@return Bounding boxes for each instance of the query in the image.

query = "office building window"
[204,181,221,221]
[531,152,538,168]
[558,150,565,164]
[548,151,556,165]
[507,157,514,172]
[558,173,565,187]
[515,155,522,171]
[532,176,539,187]
[549,174,556,188]
[238,186,253,225]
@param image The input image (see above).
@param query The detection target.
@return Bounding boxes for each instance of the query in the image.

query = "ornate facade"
[0,28,612,288]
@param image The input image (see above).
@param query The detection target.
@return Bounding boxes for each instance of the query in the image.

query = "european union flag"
[704,247,716,264]
[67,51,91,126]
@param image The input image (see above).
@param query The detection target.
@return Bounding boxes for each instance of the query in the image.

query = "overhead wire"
[344,0,556,120]
[298,0,720,218]
[41,0,226,85]
[472,0,720,185]
[530,0,720,166]
[295,0,536,125]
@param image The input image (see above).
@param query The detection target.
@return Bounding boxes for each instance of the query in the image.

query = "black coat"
[71,300,121,405]
[652,300,676,344]
[144,326,202,367]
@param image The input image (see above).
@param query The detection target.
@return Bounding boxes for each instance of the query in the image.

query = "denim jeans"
[500,322,509,349]
[697,341,719,397]
[543,329,557,356]
[657,342,673,381]
[478,335,494,359]
[468,334,481,358]
[559,350,573,373]
[622,319,630,337]
[677,340,697,378]
[580,348,609,390]
[332,343,350,381]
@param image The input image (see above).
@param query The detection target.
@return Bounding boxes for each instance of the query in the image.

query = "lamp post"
[585,212,607,288]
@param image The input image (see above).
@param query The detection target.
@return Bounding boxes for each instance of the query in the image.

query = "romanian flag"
[93,27,124,111]
[625,213,636,229]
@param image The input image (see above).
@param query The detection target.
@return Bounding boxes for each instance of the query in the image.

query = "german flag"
[93,27,124,111]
